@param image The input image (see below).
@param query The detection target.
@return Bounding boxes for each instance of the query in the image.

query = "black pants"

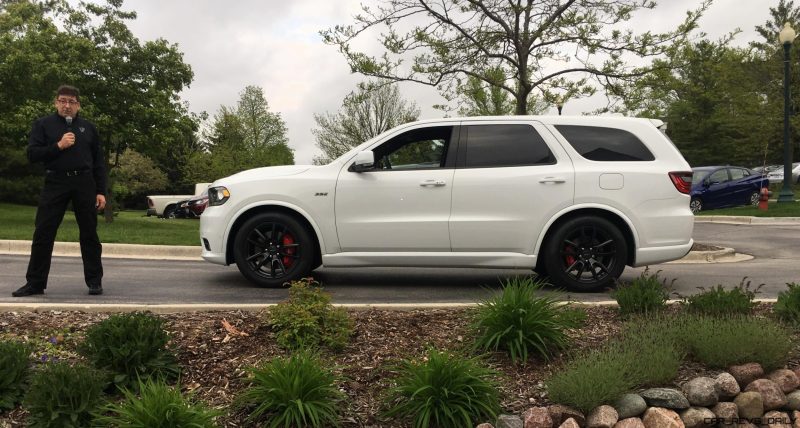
[26,172,103,289]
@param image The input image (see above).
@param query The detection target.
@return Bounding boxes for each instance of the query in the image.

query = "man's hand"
[57,132,75,150]
[96,194,106,211]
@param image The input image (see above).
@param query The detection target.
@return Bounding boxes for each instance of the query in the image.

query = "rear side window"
[464,124,555,168]
[555,125,655,161]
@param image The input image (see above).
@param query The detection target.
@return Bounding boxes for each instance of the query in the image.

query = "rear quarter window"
[555,125,655,161]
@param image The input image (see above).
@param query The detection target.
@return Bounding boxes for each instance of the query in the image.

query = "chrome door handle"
[420,180,446,187]
[538,177,566,184]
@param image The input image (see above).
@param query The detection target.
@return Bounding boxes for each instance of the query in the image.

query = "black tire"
[163,205,176,219]
[543,216,628,292]
[233,212,315,288]
[689,198,702,214]
[748,191,759,207]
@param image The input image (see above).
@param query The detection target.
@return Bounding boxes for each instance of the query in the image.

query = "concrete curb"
[667,247,754,264]
[0,240,201,261]
[695,215,800,225]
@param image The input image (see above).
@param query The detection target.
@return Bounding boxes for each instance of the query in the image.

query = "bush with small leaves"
[385,348,500,428]
[472,276,585,363]
[78,312,180,391]
[237,351,342,428]
[0,340,31,411]
[267,278,353,351]
[774,282,800,325]
[23,362,106,428]
[612,268,671,316]
[681,278,760,316]
[97,378,220,428]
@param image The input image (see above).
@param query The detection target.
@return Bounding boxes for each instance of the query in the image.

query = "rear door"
[703,168,731,209]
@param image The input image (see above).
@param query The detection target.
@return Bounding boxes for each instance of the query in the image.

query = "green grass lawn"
[0,203,200,246]
[696,200,800,217]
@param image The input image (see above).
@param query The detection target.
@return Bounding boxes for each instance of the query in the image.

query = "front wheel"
[233,212,315,287]
[689,198,702,214]
[543,216,628,292]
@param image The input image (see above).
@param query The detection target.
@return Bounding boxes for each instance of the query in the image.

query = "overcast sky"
[122,0,773,164]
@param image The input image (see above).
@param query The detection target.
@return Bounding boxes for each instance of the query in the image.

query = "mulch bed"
[0,304,798,427]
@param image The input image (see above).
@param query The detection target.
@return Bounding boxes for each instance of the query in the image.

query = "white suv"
[200,116,694,291]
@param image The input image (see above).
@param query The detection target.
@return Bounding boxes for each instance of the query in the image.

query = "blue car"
[690,166,768,213]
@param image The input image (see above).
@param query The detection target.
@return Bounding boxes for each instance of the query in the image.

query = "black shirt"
[26,113,107,195]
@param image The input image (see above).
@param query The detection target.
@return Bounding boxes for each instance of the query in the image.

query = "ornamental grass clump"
[774,282,800,325]
[78,312,180,391]
[471,276,585,363]
[384,348,500,428]
[267,278,353,351]
[23,362,106,428]
[0,340,32,411]
[611,268,670,316]
[681,278,760,316]
[237,351,342,428]
[97,378,220,428]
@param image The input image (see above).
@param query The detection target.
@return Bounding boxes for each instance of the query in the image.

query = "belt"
[46,168,90,177]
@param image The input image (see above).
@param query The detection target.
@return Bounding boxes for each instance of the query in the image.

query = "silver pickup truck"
[146,183,210,218]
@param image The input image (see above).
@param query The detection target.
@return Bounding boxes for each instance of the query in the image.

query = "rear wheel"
[748,191,759,207]
[543,216,628,292]
[233,212,314,287]
[689,198,702,214]
[163,205,176,219]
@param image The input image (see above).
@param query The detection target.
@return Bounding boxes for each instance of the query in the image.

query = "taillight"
[147,198,154,208]
[669,172,693,194]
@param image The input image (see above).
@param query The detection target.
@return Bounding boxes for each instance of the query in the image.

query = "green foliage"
[612,269,671,316]
[97,379,220,428]
[237,351,342,428]
[110,149,169,209]
[775,282,800,325]
[267,278,353,351]
[471,276,585,363]
[681,279,760,316]
[78,312,180,391]
[0,340,32,411]
[384,348,500,428]
[23,362,106,428]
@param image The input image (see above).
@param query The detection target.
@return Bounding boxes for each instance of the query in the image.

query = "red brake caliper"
[565,244,576,266]
[282,234,295,267]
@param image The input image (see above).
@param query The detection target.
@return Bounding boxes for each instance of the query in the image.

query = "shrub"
[774,282,800,325]
[23,362,106,428]
[612,268,671,316]
[385,348,499,428]
[0,340,32,410]
[97,378,220,428]
[471,276,585,363]
[681,278,760,316]
[267,278,353,351]
[78,312,180,390]
[237,351,342,428]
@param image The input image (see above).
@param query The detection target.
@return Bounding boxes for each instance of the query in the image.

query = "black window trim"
[455,122,557,169]
[349,125,461,172]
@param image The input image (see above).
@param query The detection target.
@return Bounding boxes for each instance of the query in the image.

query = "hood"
[220,165,314,184]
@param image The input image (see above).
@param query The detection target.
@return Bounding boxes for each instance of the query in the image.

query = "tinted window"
[729,168,746,180]
[464,124,555,168]
[555,125,655,161]
[373,126,452,170]
[708,169,729,184]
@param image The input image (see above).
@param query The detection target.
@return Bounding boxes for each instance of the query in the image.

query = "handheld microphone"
[65,116,73,131]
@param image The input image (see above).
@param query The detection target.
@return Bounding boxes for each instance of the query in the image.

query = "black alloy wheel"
[233,212,314,287]
[543,216,628,292]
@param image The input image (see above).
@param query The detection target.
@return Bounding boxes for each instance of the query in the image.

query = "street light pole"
[779,23,796,203]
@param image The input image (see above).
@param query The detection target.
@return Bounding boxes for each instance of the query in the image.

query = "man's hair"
[56,85,80,101]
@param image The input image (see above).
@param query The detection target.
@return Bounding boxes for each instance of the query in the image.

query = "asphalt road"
[0,222,798,305]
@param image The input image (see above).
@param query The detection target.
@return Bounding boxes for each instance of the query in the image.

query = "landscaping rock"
[793,411,800,428]
[613,418,645,428]
[560,418,581,428]
[549,405,586,427]
[768,369,800,394]
[794,367,800,383]
[734,391,764,419]
[679,407,715,428]
[523,407,553,428]
[762,410,792,428]
[787,391,800,411]
[729,363,765,388]
[683,377,719,406]
[715,372,741,400]
[712,402,738,426]
[498,414,524,428]
[641,388,691,410]
[587,405,618,428]
[642,407,684,428]
[477,424,495,428]
[614,394,647,419]
[745,379,788,411]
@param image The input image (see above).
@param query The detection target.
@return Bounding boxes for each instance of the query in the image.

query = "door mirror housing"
[350,151,375,172]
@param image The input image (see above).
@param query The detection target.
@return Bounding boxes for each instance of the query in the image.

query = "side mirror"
[350,151,375,173]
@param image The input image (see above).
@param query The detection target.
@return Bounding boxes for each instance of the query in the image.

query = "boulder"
[477,424,495,428]
[587,405,618,428]
[745,379,788,411]
[792,411,800,428]
[613,418,645,428]
[768,369,800,394]
[712,402,738,426]
[734,391,764,419]
[642,407,684,428]
[497,414,524,428]
[729,363,765,388]
[787,391,800,411]
[560,418,581,428]
[762,410,792,428]
[679,407,715,428]
[523,407,554,428]
[614,394,647,419]
[641,388,690,410]
[549,405,586,427]
[716,372,741,400]
[683,377,719,407]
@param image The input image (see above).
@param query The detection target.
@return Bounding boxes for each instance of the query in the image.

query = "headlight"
[208,186,230,206]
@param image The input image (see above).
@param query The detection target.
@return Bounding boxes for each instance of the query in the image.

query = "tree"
[322,0,710,115]
[110,148,168,209]
[312,82,419,164]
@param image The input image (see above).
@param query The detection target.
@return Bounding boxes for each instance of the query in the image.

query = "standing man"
[12,85,106,297]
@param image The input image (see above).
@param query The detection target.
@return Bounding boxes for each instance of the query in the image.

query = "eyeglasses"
[56,99,79,106]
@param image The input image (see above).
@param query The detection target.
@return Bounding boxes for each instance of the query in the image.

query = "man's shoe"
[88,284,103,295]
[12,284,44,297]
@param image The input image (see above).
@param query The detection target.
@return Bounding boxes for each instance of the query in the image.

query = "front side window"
[729,168,746,180]
[373,126,452,170]
[708,169,729,184]
[464,124,555,168]
[555,125,655,161]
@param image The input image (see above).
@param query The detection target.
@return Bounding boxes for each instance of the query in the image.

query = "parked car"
[146,183,210,218]
[752,164,781,174]
[766,162,800,184]
[689,166,768,213]
[184,190,209,218]
[200,116,695,292]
